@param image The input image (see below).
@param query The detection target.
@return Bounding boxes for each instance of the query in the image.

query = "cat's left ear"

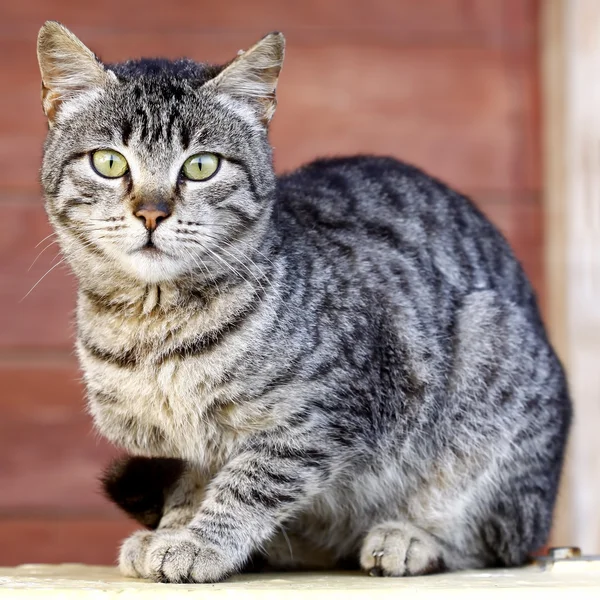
[37,21,116,125]
[208,32,285,126]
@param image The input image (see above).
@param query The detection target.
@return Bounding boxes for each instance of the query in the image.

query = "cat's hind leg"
[359,521,447,577]
[102,456,207,531]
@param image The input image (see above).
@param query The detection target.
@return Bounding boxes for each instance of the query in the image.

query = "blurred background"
[0,0,598,565]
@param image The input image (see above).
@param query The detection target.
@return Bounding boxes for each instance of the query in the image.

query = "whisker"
[172,221,278,271]
[181,233,280,301]
[212,243,270,299]
[79,226,126,233]
[181,247,223,303]
[21,258,67,301]
[28,239,59,272]
[87,217,125,223]
[50,250,63,266]
[205,234,275,278]
[29,231,104,272]
[34,231,57,249]
[202,229,279,272]
[279,526,294,561]
[192,241,252,289]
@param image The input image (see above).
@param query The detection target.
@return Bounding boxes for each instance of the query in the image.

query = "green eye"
[91,149,128,178]
[182,153,220,181]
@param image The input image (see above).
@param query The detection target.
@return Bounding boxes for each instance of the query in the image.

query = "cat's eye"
[91,149,129,178]
[182,153,220,181]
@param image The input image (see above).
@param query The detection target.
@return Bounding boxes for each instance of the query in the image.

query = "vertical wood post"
[542,0,600,552]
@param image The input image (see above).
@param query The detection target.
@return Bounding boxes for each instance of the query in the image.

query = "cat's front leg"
[114,459,210,578]
[105,456,213,579]
[156,464,207,530]
[119,441,330,583]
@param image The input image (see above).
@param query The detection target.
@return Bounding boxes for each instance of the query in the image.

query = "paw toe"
[119,530,153,579]
[140,529,233,583]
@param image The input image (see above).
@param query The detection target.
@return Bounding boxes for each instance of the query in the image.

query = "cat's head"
[37,21,284,287]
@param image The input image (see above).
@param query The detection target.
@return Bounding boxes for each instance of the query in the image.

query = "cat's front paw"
[119,530,153,578]
[119,528,235,583]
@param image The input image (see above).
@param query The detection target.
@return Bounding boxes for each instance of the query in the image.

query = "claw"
[371,548,384,575]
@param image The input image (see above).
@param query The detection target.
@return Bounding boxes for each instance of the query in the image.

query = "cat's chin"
[119,250,189,284]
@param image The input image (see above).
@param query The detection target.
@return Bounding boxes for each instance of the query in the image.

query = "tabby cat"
[36,21,571,583]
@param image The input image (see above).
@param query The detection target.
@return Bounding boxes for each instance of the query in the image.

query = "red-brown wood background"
[0,0,541,565]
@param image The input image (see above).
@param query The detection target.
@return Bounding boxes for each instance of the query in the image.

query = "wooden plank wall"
[0,0,541,565]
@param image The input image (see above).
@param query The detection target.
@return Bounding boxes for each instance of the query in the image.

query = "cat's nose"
[134,203,171,232]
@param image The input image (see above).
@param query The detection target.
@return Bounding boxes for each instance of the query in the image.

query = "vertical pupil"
[197,158,202,172]
[109,155,114,170]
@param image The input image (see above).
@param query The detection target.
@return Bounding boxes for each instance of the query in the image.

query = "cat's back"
[276,155,496,250]
[275,155,536,311]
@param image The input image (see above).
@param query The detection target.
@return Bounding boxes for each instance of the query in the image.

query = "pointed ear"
[37,21,116,124]
[208,32,285,126]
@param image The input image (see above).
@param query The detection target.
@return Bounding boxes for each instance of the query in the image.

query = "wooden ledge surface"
[1,560,600,598]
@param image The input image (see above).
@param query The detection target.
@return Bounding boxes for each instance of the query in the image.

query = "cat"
[37,21,571,583]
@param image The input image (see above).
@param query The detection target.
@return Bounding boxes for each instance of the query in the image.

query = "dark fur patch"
[101,456,186,529]
[156,294,263,363]
[81,336,138,368]
[108,58,223,85]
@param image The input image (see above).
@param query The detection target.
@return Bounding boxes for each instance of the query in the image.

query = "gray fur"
[37,21,571,583]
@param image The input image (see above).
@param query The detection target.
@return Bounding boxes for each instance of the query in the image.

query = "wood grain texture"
[0,366,120,513]
[0,201,76,350]
[0,518,137,566]
[1,0,536,42]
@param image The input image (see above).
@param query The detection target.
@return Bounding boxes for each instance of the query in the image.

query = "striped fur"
[38,22,571,583]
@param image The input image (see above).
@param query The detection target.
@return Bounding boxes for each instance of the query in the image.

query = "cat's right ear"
[37,21,116,125]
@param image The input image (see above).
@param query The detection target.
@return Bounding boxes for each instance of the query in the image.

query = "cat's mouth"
[133,238,173,258]
[140,245,160,255]
[143,239,158,252]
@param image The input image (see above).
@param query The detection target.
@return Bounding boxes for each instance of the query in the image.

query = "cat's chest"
[82,347,251,468]
[77,288,266,465]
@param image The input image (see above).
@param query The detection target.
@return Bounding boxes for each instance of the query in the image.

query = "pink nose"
[134,204,171,231]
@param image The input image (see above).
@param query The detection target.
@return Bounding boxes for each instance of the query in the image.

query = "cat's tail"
[101,456,185,529]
